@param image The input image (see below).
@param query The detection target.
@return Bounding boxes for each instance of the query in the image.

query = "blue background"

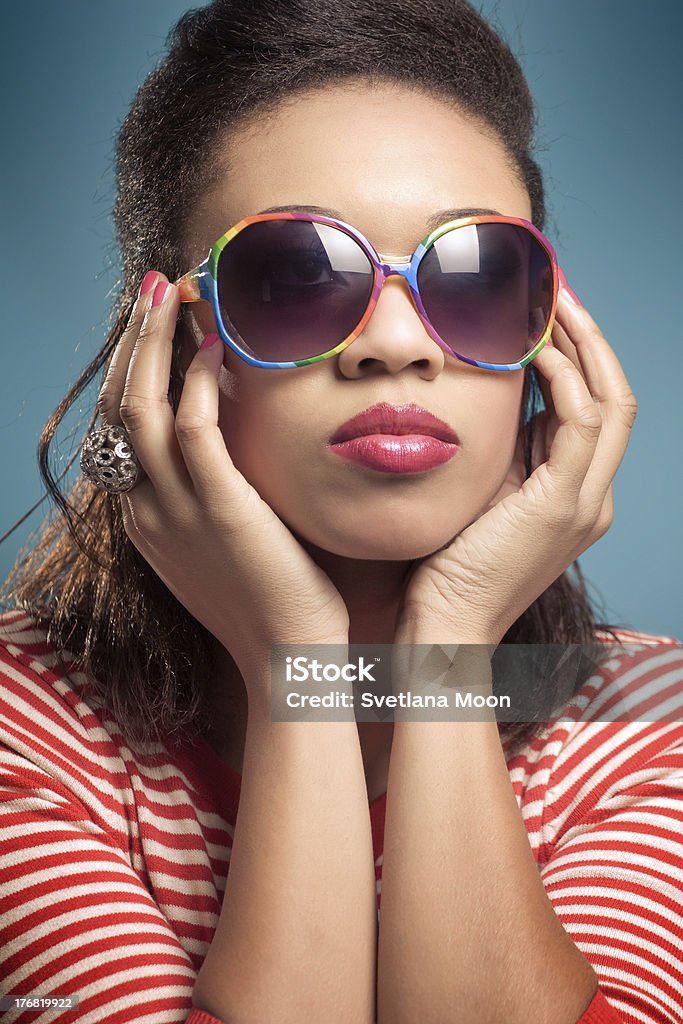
[1,1,681,637]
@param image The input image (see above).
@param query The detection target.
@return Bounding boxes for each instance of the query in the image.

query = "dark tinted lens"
[216,219,375,362]
[417,223,554,364]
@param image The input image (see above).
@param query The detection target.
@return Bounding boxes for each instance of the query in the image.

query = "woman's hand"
[394,280,638,646]
[95,272,350,700]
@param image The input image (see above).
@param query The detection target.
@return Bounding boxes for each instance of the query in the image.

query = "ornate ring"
[80,423,146,494]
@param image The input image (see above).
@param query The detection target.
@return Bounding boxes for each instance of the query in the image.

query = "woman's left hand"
[394,281,638,646]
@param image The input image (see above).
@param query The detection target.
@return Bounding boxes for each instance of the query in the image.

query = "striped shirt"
[0,607,681,1023]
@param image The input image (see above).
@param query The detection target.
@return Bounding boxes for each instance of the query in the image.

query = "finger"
[532,317,581,420]
[532,280,630,446]
[119,278,194,498]
[550,321,583,373]
[96,271,159,426]
[529,341,602,496]
[174,333,255,513]
[530,313,586,467]
[553,286,638,504]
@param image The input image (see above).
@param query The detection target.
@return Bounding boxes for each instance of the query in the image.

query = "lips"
[328,402,460,445]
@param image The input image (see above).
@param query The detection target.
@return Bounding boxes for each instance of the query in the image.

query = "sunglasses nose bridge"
[375,260,418,302]
[374,259,424,314]
[378,261,413,281]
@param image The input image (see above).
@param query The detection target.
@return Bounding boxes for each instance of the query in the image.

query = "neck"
[297,538,415,645]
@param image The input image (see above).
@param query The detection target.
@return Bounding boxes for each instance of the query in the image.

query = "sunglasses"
[174,211,559,371]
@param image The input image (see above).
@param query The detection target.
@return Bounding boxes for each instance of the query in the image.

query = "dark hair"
[0,0,625,753]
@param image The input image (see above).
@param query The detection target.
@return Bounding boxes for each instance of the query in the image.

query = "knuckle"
[95,387,118,420]
[586,323,607,343]
[162,504,193,534]
[119,394,155,431]
[116,311,146,355]
[574,508,596,534]
[531,477,575,530]
[595,509,613,537]
[183,355,204,375]
[573,412,602,441]
[124,308,145,338]
[547,504,577,531]
[594,494,614,536]
[175,413,207,442]
[574,497,607,535]
[136,317,155,343]
[533,486,577,530]
[619,393,638,426]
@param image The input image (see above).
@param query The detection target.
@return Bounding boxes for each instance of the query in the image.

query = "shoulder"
[526,624,682,746]
[0,607,113,748]
[540,630,679,839]
[506,625,682,759]
[0,606,229,813]
[506,626,683,846]
[0,608,160,825]
[570,624,683,736]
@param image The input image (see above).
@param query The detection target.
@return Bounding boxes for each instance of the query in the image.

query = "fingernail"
[151,281,170,308]
[558,267,582,307]
[200,332,220,350]
[138,271,158,298]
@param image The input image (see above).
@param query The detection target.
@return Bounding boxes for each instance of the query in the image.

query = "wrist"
[394,608,498,647]
[391,642,495,714]
[246,648,358,726]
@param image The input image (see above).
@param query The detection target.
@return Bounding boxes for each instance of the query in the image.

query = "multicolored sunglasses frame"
[173,211,559,371]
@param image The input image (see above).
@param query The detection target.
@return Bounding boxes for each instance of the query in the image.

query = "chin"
[291,522,460,561]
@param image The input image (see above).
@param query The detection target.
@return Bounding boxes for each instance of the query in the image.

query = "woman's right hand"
[94,271,350,703]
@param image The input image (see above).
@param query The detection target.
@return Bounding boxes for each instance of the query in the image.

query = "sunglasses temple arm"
[173,261,212,303]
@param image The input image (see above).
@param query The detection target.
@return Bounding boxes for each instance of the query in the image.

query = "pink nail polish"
[200,332,219,350]
[151,281,169,308]
[558,267,582,308]
[138,271,158,298]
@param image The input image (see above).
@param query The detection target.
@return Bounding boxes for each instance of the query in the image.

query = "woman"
[0,1,681,1022]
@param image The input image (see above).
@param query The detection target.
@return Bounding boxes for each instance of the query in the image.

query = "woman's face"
[182,82,532,560]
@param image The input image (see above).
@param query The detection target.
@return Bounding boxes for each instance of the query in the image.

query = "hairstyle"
[0,0,626,754]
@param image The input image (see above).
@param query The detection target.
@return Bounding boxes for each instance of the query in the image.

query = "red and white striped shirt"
[0,607,681,1023]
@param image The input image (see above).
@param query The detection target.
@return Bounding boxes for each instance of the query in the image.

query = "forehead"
[188,82,531,259]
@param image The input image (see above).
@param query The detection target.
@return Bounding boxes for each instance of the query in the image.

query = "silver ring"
[80,424,146,494]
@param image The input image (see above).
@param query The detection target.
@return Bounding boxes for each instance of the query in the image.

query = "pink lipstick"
[327,402,461,474]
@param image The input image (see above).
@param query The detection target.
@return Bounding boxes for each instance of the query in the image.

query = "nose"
[336,261,447,379]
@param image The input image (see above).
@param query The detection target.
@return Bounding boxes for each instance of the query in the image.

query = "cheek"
[457,376,525,498]
[216,382,311,510]
[473,390,522,465]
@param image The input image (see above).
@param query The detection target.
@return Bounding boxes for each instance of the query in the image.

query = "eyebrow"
[256,203,503,235]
